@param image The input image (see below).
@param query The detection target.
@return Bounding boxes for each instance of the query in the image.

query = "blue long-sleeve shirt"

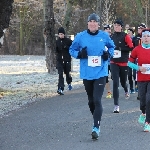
[69,30,115,79]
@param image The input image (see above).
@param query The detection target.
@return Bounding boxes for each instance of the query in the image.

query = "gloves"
[102,51,109,61]
[77,47,88,58]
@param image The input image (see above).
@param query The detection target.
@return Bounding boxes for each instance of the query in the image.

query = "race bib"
[88,56,101,67]
[141,64,150,74]
[113,50,121,58]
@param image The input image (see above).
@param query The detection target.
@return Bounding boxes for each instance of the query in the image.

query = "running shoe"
[144,122,150,132]
[91,127,100,140]
[113,105,119,113]
[125,92,130,99]
[68,84,72,90]
[92,126,100,132]
[138,114,146,125]
[57,88,64,95]
[106,92,112,98]
[130,89,135,94]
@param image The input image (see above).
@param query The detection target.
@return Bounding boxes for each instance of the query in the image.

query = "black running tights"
[83,77,106,128]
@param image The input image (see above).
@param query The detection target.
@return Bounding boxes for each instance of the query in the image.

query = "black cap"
[128,28,134,34]
[114,19,123,27]
[104,24,111,30]
[138,23,146,29]
[88,13,100,24]
[58,27,65,35]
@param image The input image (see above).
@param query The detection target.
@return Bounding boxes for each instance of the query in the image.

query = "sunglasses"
[138,27,144,29]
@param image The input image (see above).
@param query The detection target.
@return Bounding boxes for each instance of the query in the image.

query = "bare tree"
[43,0,56,73]
[13,0,43,55]
[62,0,74,33]
[0,0,13,93]
[0,0,14,47]
[101,0,115,26]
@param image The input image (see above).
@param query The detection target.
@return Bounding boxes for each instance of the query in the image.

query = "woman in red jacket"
[128,28,150,132]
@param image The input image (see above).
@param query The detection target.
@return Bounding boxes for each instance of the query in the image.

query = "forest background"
[0,0,150,56]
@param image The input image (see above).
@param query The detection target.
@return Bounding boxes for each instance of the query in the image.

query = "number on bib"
[113,50,121,58]
[88,56,101,67]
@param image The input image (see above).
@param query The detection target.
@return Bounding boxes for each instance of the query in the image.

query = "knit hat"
[104,24,111,30]
[114,19,123,27]
[128,28,134,34]
[138,23,147,29]
[88,13,100,24]
[58,27,65,35]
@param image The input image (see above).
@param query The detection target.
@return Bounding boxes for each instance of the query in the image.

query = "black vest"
[132,34,141,47]
[111,32,130,63]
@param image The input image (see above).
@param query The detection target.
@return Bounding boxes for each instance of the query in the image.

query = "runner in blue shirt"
[69,13,115,139]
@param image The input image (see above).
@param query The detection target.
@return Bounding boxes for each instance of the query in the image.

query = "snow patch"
[0,55,82,117]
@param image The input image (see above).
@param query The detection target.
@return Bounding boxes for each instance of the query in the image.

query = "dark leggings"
[110,63,128,105]
[128,67,137,89]
[57,61,72,90]
[138,81,150,123]
[83,77,106,128]
[106,65,111,83]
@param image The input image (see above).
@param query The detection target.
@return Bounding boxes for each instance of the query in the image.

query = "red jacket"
[129,45,150,81]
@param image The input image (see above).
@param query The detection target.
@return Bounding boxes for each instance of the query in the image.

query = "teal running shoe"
[138,114,146,125]
[144,122,150,132]
[92,127,100,140]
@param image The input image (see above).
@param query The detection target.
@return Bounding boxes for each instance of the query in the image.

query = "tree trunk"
[0,0,13,91]
[63,0,74,33]
[0,0,14,43]
[44,0,56,73]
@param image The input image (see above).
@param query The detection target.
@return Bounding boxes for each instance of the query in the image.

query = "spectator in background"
[104,24,112,98]
[124,24,130,33]
[127,28,137,94]
[104,24,111,35]
[132,23,147,47]
[127,28,135,39]
[56,27,73,95]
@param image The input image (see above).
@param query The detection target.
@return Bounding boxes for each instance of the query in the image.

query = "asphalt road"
[0,83,150,150]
